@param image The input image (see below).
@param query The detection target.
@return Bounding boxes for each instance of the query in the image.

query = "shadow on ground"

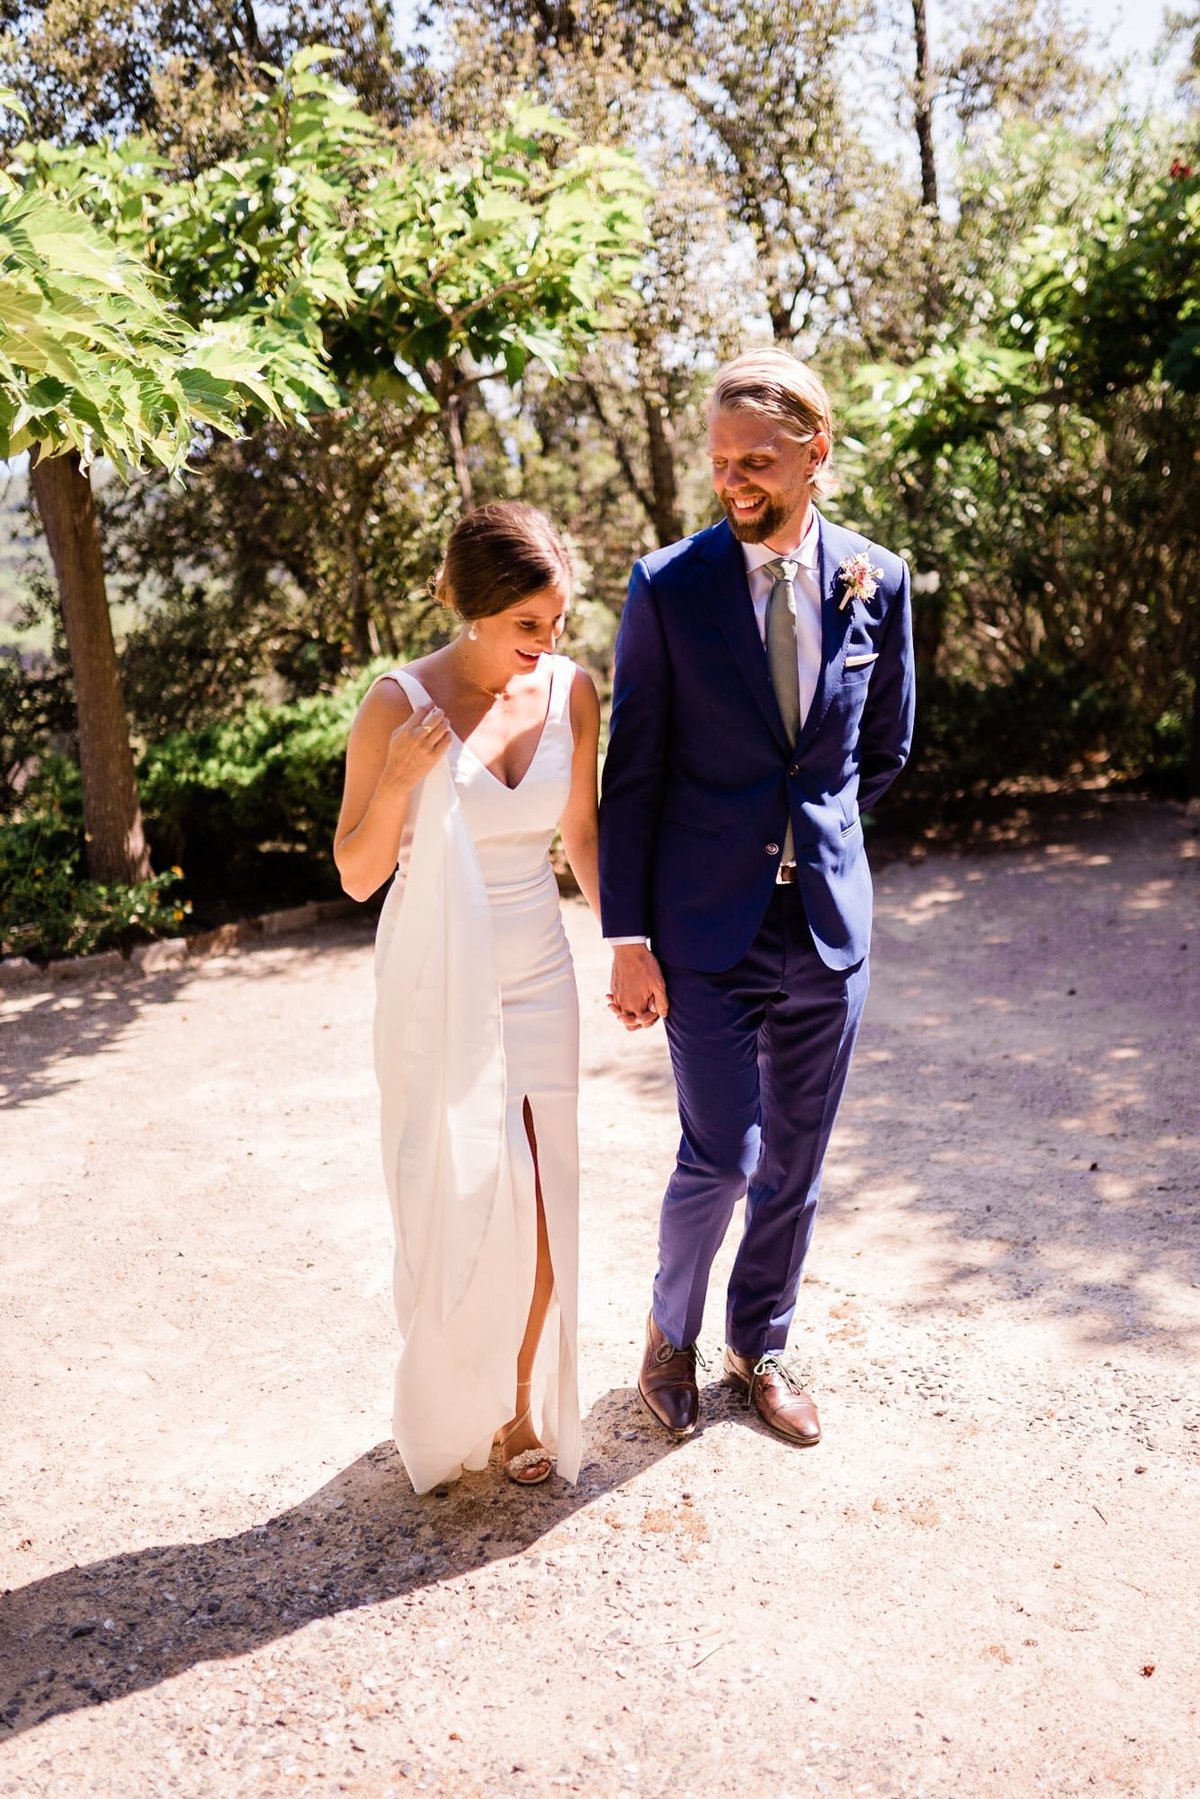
[0,1389,686,1738]
[818,802,1200,1354]
[596,800,1200,1356]
[0,925,376,1110]
[2,966,193,1109]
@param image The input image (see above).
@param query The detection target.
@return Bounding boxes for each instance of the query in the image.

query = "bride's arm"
[558,667,602,918]
[334,679,451,901]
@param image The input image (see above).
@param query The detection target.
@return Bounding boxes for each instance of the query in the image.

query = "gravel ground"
[2,795,1198,1799]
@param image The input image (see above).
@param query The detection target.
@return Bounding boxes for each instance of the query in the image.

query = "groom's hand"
[608,944,669,1031]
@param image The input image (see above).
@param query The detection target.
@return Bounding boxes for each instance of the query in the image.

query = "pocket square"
[844,652,879,669]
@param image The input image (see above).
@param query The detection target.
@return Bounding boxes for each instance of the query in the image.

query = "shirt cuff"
[606,935,649,947]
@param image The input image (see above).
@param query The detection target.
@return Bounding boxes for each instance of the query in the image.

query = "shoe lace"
[751,1352,802,1395]
[655,1338,708,1373]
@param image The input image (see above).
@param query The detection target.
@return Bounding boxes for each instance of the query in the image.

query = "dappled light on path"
[3,800,1197,1796]
[1,932,367,1114]
[815,802,1199,1357]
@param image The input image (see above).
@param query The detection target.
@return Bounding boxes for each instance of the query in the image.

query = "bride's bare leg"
[497,1100,555,1468]
[517,1101,554,1385]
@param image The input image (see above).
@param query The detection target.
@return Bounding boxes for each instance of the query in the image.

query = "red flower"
[1170,159,1194,179]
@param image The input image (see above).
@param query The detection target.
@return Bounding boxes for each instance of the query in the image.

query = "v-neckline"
[407,662,556,795]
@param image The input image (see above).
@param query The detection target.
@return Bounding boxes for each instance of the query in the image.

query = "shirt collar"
[740,505,820,576]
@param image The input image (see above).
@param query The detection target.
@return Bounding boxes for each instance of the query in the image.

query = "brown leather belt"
[776,863,799,885]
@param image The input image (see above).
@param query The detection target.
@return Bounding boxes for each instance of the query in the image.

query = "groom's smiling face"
[708,406,828,548]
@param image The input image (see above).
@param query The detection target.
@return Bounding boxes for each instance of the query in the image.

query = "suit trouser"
[653,885,870,1358]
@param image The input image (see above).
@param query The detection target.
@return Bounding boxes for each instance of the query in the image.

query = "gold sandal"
[494,1407,554,1486]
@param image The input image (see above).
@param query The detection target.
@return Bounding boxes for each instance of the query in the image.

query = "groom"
[599,347,916,1446]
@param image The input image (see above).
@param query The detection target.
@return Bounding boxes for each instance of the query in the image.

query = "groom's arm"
[599,559,671,940]
[856,558,917,817]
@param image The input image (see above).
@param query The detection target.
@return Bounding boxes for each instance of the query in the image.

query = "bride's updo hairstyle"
[435,502,573,622]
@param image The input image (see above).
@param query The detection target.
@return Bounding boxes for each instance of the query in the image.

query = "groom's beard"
[720,493,792,543]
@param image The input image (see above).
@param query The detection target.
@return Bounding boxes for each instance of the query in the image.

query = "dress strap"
[378,668,429,708]
[547,654,574,728]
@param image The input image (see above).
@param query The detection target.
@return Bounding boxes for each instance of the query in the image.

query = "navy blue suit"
[599,510,915,1355]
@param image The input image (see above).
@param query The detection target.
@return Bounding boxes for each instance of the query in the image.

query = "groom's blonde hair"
[709,348,837,499]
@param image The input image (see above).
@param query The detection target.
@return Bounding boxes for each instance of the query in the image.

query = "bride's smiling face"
[709,406,829,547]
[472,583,570,673]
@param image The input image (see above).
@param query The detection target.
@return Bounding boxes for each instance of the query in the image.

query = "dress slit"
[506,1088,577,1464]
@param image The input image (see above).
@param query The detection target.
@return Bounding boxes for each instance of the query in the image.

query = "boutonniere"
[837,551,883,611]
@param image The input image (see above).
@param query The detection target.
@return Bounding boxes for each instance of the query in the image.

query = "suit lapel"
[699,519,790,751]
[794,510,854,748]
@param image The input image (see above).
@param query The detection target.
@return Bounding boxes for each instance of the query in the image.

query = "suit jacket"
[598,510,916,973]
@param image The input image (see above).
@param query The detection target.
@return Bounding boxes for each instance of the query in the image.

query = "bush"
[0,761,189,959]
[0,651,76,817]
[117,584,352,740]
[0,669,381,954]
[138,665,385,918]
[1141,691,1195,799]
[887,665,1155,829]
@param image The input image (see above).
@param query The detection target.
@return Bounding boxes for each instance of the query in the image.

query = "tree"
[62,50,645,655]
[0,0,414,153]
[415,0,1100,603]
[9,53,645,878]
[0,98,331,881]
[847,126,1200,790]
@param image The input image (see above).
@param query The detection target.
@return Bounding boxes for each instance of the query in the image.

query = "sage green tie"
[764,556,800,865]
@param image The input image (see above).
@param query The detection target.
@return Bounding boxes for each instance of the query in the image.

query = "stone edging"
[0,897,363,992]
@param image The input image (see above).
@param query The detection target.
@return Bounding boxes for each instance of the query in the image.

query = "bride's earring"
[467,624,479,641]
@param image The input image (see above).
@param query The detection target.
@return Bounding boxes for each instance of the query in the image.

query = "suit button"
[789,765,799,777]
[765,842,780,856]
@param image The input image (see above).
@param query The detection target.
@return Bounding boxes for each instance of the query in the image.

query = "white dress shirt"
[607,509,822,945]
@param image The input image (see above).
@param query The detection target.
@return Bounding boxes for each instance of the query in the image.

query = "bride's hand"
[608,944,669,1030]
[382,701,452,788]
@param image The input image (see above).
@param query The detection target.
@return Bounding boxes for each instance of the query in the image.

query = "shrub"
[137,665,386,916]
[0,668,385,954]
[0,760,189,959]
[886,665,1156,829]
[0,652,76,817]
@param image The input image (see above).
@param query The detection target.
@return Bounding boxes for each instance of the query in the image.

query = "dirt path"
[2,798,1198,1798]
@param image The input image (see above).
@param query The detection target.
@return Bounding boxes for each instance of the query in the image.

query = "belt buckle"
[776,863,798,885]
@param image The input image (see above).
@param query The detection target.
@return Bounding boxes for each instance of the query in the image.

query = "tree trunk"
[346,529,380,663]
[1190,644,1200,799]
[643,392,684,545]
[581,372,684,545]
[443,391,475,514]
[912,0,939,215]
[237,0,261,55]
[30,448,151,885]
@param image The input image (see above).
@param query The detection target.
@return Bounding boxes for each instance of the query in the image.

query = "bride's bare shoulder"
[567,660,600,733]
[353,669,416,736]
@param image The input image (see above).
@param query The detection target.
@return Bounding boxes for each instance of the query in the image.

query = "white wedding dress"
[372,653,582,1494]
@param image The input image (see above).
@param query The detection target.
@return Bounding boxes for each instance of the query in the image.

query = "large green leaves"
[0,80,339,472]
[1012,172,1200,403]
[0,181,232,469]
[20,58,647,418]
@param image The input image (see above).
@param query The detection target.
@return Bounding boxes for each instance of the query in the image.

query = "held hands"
[383,701,452,789]
[607,944,669,1031]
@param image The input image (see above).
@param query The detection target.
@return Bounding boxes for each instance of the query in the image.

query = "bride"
[334,503,600,1494]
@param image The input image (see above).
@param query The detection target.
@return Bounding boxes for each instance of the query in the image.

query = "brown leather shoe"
[724,1348,821,1446]
[637,1313,699,1436]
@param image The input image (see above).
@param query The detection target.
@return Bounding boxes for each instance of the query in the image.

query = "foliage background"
[1,0,1198,954]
